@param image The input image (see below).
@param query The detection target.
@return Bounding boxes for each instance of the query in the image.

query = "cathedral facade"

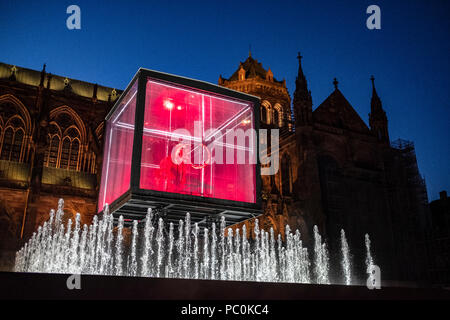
[0,56,429,283]
[219,53,429,282]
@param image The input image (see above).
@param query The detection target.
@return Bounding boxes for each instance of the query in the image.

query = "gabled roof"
[313,89,370,134]
[225,55,283,84]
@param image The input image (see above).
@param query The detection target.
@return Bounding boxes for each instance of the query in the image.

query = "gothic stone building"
[0,56,429,283]
[0,62,121,270]
[219,53,429,283]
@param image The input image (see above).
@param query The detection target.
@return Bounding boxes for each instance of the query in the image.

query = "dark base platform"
[109,191,262,227]
[1,272,449,300]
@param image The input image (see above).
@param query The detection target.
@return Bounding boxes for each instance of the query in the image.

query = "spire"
[293,52,313,126]
[249,44,252,58]
[39,64,46,87]
[370,75,382,112]
[297,52,303,74]
[370,75,379,98]
[92,83,98,102]
[369,75,389,143]
[333,78,339,90]
[295,52,307,91]
[238,63,246,81]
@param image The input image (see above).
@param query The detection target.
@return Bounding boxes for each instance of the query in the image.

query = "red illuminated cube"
[98,69,261,225]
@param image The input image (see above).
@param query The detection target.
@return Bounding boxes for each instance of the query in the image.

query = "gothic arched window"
[1,127,13,160]
[261,106,267,123]
[0,95,31,163]
[45,122,61,168]
[11,126,25,161]
[273,109,280,127]
[0,112,28,162]
[273,104,283,127]
[45,106,86,171]
[261,101,271,124]
[60,126,81,170]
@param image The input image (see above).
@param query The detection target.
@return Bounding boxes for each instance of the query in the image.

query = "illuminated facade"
[0,62,120,270]
[218,54,295,236]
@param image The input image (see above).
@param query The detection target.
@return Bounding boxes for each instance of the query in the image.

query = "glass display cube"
[98,69,261,226]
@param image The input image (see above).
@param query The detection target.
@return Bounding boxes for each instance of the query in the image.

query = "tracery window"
[0,96,31,163]
[45,122,61,168]
[44,107,86,172]
[60,127,81,170]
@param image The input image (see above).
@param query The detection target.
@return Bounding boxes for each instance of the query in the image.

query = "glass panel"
[98,81,137,212]
[140,78,256,204]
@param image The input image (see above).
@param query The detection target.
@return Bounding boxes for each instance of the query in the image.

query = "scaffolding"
[391,139,429,207]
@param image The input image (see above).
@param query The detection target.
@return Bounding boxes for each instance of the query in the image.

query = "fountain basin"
[1,272,449,300]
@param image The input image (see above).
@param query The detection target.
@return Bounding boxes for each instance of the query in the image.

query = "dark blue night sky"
[1,0,449,200]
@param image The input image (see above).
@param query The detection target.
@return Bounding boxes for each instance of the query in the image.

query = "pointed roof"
[370,75,377,95]
[294,52,310,98]
[226,54,284,84]
[295,52,308,94]
[293,52,313,126]
[313,86,370,134]
[369,75,389,141]
[370,75,383,113]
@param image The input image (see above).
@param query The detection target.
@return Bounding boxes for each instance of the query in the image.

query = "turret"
[293,52,313,126]
[369,76,389,143]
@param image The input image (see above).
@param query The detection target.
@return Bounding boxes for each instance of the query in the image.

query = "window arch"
[49,106,86,142]
[60,126,81,170]
[10,126,25,161]
[1,127,14,160]
[45,122,61,168]
[273,104,283,127]
[261,106,267,123]
[95,121,104,143]
[281,153,291,195]
[261,100,271,124]
[45,106,87,172]
[0,94,31,163]
[273,109,279,127]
